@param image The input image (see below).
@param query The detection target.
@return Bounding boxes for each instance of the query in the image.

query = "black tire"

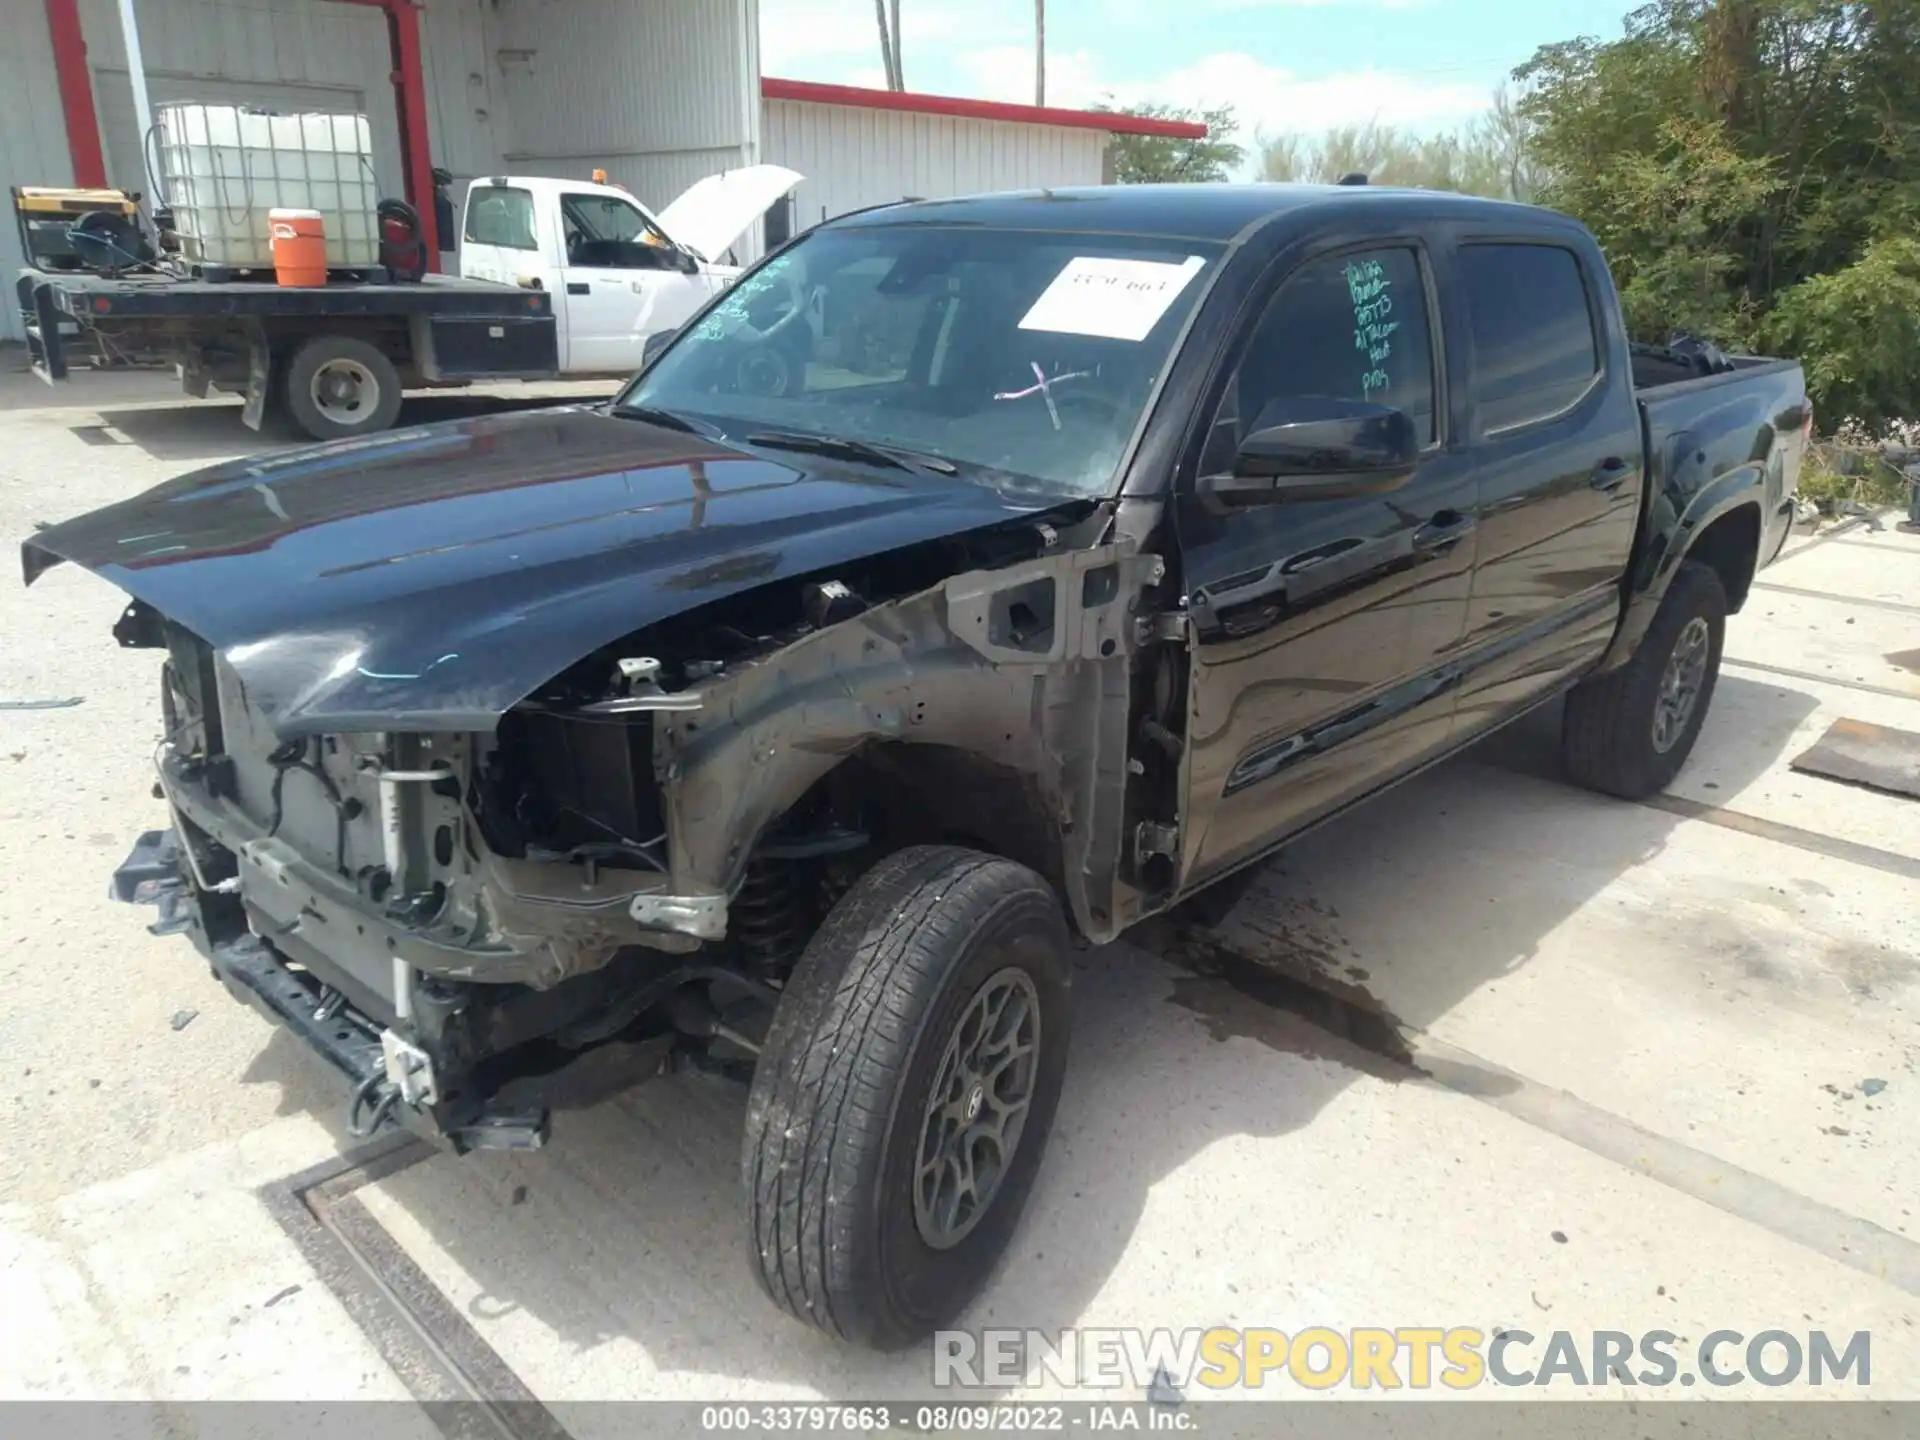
[1562,559,1728,799]
[283,334,403,440]
[743,845,1072,1349]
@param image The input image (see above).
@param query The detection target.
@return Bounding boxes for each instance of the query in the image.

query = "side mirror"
[641,327,680,368]
[1201,397,1420,504]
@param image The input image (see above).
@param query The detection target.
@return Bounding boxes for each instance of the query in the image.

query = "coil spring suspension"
[817,858,858,918]
[732,859,806,972]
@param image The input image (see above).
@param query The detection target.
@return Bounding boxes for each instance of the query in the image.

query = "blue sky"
[760,0,1641,152]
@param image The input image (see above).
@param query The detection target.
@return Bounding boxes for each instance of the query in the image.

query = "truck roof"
[832,182,1570,244]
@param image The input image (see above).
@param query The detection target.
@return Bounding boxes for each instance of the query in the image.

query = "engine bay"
[470,521,1059,877]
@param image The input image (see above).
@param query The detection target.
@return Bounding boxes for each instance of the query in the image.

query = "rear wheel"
[743,846,1072,1349]
[284,334,403,440]
[1561,559,1727,799]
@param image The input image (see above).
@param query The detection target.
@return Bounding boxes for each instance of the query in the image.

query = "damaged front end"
[118,621,719,1150]
[105,514,1176,1150]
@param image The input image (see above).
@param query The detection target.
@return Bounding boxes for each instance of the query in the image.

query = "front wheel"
[742,846,1072,1349]
[1561,559,1728,799]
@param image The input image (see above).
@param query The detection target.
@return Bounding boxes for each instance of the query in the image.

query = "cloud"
[759,0,976,73]
[1086,0,1436,21]
[953,45,1094,106]
[957,46,1491,153]
[1112,51,1492,138]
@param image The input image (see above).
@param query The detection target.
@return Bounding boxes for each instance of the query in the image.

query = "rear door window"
[1460,243,1600,434]
[463,186,537,250]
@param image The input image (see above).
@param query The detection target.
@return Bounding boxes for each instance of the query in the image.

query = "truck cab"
[457,167,801,374]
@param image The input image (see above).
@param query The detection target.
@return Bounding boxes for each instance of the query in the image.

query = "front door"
[1175,240,1477,889]
[557,191,710,374]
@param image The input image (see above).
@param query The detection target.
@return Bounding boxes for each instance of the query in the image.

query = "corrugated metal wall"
[0,10,76,341]
[494,0,759,215]
[5,3,1102,348]
[55,2,499,243]
[420,0,509,196]
[2,0,763,341]
[77,0,405,202]
[763,99,1107,236]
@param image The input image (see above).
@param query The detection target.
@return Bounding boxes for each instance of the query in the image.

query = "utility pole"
[890,0,903,89]
[1035,0,1045,105]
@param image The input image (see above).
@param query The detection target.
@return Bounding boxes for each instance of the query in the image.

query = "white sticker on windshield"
[1017,254,1206,342]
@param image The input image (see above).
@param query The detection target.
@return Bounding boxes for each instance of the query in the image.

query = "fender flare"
[1598,440,1765,672]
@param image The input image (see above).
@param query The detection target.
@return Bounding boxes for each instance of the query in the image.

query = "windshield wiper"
[742,430,958,475]
[611,403,719,440]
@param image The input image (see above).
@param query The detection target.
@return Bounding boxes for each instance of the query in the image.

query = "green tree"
[1517,0,1920,426]
[1098,102,1246,184]
[1767,234,1920,427]
[1256,87,1541,200]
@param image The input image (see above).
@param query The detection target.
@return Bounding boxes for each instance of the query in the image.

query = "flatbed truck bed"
[16,268,561,440]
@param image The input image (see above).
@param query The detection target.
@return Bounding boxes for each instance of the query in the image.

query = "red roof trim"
[760,77,1208,140]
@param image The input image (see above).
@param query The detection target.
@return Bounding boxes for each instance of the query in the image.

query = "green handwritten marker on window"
[1347,259,1396,396]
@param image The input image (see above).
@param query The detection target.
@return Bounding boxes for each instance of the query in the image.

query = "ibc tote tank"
[153,103,380,271]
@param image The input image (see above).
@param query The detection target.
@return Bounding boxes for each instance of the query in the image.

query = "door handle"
[1413,512,1476,553]
[566,282,590,295]
[1589,456,1632,492]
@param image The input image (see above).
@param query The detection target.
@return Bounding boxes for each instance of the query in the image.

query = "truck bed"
[25,269,551,321]
[1633,348,1808,577]
[15,266,561,410]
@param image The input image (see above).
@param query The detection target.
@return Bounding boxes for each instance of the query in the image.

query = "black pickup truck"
[22,184,1806,1349]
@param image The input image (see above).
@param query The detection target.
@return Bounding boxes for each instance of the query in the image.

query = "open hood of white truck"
[655,164,803,264]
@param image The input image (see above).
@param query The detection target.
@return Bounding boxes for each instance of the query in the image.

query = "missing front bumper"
[216,931,548,1152]
[111,829,551,1153]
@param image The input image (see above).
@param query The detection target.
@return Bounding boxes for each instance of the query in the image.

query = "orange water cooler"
[268,208,328,286]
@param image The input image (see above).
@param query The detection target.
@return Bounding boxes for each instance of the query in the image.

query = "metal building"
[6,0,1204,340]
[759,79,1201,243]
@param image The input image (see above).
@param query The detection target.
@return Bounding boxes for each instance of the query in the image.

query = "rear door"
[1175,239,1477,889]
[460,183,554,288]
[1448,237,1644,734]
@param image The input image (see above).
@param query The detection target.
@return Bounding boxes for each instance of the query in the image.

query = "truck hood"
[21,405,1067,737]
[655,164,802,263]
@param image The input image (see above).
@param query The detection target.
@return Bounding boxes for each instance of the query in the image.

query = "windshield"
[617,224,1223,496]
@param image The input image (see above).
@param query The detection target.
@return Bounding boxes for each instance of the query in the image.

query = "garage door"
[94,72,402,216]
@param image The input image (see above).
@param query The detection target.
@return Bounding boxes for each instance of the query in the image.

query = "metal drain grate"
[260,1133,574,1440]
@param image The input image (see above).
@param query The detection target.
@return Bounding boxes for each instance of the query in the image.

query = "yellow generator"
[11,186,157,273]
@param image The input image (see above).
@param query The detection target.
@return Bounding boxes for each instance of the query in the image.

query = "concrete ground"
[3,359,1918,1422]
